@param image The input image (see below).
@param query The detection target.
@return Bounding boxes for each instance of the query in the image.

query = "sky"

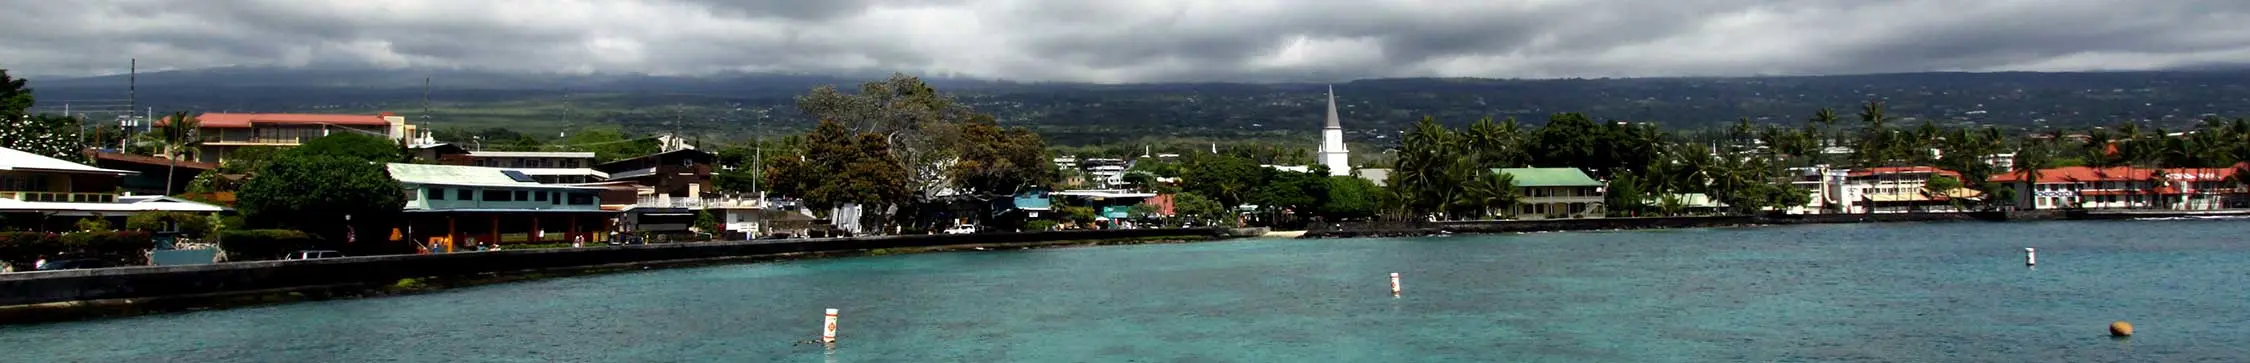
[3,0,2249,83]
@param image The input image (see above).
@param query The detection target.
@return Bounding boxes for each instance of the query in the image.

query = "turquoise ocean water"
[3,220,2247,362]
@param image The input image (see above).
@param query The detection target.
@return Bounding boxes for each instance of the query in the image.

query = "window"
[484,190,512,201]
[526,159,545,168]
[551,192,562,205]
[514,190,528,201]
[429,187,446,200]
[567,193,595,205]
[535,191,549,202]
[457,189,474,200]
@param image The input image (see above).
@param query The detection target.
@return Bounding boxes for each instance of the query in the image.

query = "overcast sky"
[3,0,2248,83]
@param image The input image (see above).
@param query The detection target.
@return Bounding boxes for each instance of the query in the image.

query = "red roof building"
[156,112,414,164]
[1988,164,2246,210]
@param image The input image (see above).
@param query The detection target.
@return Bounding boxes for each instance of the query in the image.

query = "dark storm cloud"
[3,0,2250,83]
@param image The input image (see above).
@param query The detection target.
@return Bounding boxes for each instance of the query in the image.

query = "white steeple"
[1318,85,1350,176]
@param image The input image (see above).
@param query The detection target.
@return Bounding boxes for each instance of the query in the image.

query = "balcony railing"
[0,191,118,203]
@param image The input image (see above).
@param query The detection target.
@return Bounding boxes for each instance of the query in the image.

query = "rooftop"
[467,151,598,159]
[163,113,397,128]
[1492,167,1603,187]
[386,163,608,190]
[0,147,134,175]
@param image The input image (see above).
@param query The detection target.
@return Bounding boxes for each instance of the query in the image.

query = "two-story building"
[1990,165,2244,210]
[591,149,716,238]
[1,147,227,230]
[1833,166,1979,213]
[162,112,416,163]
[387,163,619,251]
[1496,167,1605,219]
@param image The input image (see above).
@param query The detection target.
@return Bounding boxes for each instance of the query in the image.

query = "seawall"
[0,228,1231,323]
[1306,212,2021,238]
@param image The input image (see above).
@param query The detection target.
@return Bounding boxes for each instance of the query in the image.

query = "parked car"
[283,250,344,260]
[942,225,979,235]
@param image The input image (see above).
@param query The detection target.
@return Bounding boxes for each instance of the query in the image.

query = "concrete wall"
[1308,212,2013,238]
[0,228,1224,307]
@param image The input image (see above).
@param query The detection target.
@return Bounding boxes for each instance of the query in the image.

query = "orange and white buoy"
[821,308,839,343]
[1390,272,1401,297]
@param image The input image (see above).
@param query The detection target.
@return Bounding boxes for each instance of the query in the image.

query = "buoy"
[2110,321,2133,337]
[821,308,840,343]
[1389,272,1401,297]
[2025,248,2036,266]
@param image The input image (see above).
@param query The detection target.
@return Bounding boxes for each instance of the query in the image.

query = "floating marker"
[1390,272,1401,297]
[2025,248,2036,266]
[821,308,839,343]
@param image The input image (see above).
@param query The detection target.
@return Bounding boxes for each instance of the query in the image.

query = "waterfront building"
[0,147,227,229]
[1494,168,1606,219]
[1833,166,1979,213]
[387,163,617,250]
[591,149,718,238]
[1990,165,2245,210]
[157,112,417,163]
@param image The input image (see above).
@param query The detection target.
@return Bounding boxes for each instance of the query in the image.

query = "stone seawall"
[1306,212,2016,238]
[0,229,1226,310]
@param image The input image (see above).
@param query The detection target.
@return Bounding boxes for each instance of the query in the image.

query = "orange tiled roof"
[1989,164,2242,184]
[159,112,394,128]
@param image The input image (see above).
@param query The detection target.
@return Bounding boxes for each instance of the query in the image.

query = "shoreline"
[1300,209,2250,238]
[0,228,1261,326]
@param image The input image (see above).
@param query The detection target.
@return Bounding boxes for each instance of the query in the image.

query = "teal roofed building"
[1493,167,1605,219]
[387,163,620,251]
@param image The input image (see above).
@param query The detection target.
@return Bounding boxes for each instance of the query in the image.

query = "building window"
[484,190,512,201]
[535,191,549,202]
[514,190,528,201]
[568,193,595,205]
[429,187,446,200]
[457,189,474,200]
[526,159,545,168]
[551,192,562,205]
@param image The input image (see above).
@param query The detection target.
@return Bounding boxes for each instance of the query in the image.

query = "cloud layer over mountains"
[4,0,2249,82]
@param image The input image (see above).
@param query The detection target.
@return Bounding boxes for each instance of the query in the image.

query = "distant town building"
[1990,165,2246,210]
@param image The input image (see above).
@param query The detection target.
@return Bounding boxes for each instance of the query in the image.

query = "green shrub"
[125,212,216,237]
[0,232,63,266]
[1024,220,1061,231]
[59,231,154,266]
[74,216,112,232]
[218,229,322,261]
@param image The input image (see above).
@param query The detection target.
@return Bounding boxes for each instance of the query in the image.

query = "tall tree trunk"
[165,154,177,196]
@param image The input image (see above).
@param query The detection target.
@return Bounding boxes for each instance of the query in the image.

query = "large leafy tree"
[948,114,1056,198]
[1180,153,1267,209]
[286,133,403,162]
[1318,176,1380,220]
[235,154,404,249]
[0,70,82,160]
[795,73,977,200]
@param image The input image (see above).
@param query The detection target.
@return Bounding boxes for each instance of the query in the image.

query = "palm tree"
[1463,171,1520,219]
[149,111,205,195]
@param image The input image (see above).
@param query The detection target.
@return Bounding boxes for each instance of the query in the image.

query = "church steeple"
[1318,85,1350,176]
[1325,85,1342,129]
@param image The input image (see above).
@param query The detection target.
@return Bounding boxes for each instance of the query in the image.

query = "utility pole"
[128,58,135,127]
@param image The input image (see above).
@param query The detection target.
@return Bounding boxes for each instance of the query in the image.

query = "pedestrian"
[572,235,584,248]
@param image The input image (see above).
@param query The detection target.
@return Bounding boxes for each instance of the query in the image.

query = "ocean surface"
[4,220,2248,362]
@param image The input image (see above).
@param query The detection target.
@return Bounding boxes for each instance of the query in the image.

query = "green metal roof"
[1491,168,1603,187]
